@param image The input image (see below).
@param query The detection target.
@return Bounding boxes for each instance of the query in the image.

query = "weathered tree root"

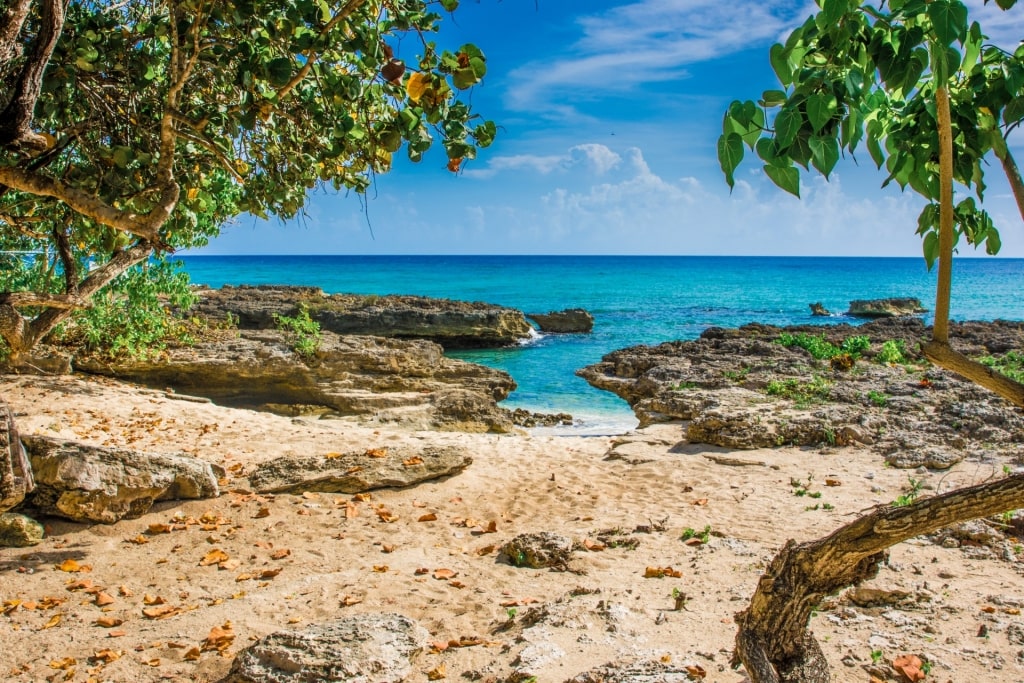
[732,473,1024,683]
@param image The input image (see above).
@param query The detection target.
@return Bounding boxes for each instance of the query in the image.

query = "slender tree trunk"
[932,85,955,344]
[996,145,1024,223]
[734,474,1024,683]
[0,0,65,150]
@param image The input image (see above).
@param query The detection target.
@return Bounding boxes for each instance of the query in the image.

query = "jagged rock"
[847,297,927,318]
[0,512,44,547]
[528,308,594,333]
[502,532,574,568]
[578,319,1024,464]
[566,659,705,682]
[75,330,516,432]
[247,445,472,494]
[1,398,33,512]
[510,408,574,427]
[193,285,534,349]
[809,302,831,316]
[227,613,428,683]
[429,388,516,433]
[23,435,220,523]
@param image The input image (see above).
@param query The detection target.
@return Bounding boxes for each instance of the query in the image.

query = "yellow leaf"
[427,662,447,680]
[49,657,76,669]
[406,72,430,103]
[186,187,199,201]
[200,549,230,566]
[41,613,62,629]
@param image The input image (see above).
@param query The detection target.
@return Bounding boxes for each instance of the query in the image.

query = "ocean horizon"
[177,254,1024,434]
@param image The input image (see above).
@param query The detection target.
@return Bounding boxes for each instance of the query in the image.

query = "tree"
[718,1,1024,681]
[0,0,495,360]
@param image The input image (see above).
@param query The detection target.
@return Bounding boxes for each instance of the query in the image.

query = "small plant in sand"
[765,376,832,407]
[274,304,322,358]
[680,525,712,544]
[893,477,924,508]
[671,587,689,611]
[671,381,699,391]
[870,649,884,665]
[978,351,1024,383]
[791,475,822,499]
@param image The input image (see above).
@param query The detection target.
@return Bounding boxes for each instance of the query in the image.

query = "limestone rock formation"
[809,302,831,316]
[0,512,44,547]
[847,297,927,318]
[501,531,575,568]
[23,435,220,523]
[227,613,429,683]
[566,659,705,682]
[1,398,33,512]
[528,308,594,333]
[247,445,472,494]
[578,319,1024,468]
[75,330,518,432]
[193,284,534,348]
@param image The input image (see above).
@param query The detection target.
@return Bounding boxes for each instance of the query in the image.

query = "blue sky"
[194,0,1024,257]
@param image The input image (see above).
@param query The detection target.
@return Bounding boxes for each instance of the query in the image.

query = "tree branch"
[0,291,88,309]
[922,340,1024,407]
[0,0,33,66]
[734,473,1024,682]
[996,145,1024,223]
[0,165,162,241]
[0,0,65,150]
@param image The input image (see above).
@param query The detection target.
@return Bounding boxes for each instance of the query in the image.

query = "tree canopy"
[0,0,495,359]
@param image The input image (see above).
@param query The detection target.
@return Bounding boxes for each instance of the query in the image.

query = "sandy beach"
[1,372,1022,682]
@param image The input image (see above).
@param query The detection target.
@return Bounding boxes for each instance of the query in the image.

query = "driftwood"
[0,397,34,511]
[733,473,1024,682]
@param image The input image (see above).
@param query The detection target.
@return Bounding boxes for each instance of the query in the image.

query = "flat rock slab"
[23,435,220,523]
[566,659,706,682]
[226,613,428,683]
[247,445,472,494]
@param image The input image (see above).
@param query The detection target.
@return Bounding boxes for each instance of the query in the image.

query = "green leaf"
[822,0,848,25]
[986,227,1002,255]
[266,57,293,87]
[866,126,885,168]
[927,0,967,46]
[806,93,837,132]
[922,230,939,270]
[770,43,792,86]
[440,0,459,10]
[809,136,840,177]
[774,108,802,148]
[763,164,801,197]
[761,89,787,107]
[961,21,982,70]
[718,133,745,190]
[1004,96,1024,127]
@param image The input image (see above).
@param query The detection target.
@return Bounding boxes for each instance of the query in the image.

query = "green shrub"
[867,390,889,408]
[274,304,321,358]
[778,332,870,362]
[765,376,832,406]
[979,351,1024,383]
[61,260,197,359]
[840,335,870,356]
[875,339,907,364]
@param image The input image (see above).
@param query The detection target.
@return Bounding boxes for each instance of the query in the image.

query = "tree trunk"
[996,145,1024,224]
[0,0,65,150]
[0,397,34,512]
[733,474,1024,683]
[932,84,955,344]
[0,240,153,359]
[0,0,33,66]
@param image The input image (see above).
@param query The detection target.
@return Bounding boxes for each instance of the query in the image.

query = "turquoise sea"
[177,255,1024,433]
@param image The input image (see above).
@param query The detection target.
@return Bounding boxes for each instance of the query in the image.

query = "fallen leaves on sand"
[418,513,438,522]
[270,548,291,560]
[344,501,360,518]
[691,498,708,506]
[201,621,235,652]
[40,613,63,629]
[89,649,122,664]
[382,544,396,553]
[56,559,90,573]
[499,597,538,607]
[373,565,389,573]
[366,448,388,458]
[375,506,399,523]
[65,579,93,592]
[147,523,172,535]
[142,604,184,620]
[353,492,373,502]
[427,662,447,680]
[199,549,230,567]
[825,478,842,487]
[403,456,424,467]
[685,663,707,679]
[892,654,926,682]
[95,615,123,628]
[340,595,362,606]
[644,566,682,579]
[415,567,430,576]
[184,647,202,661]
[583,539,606,551]
[433,568,458,580]
[254,507,271,518]
[94,592,116,606]
[49,657,76,670]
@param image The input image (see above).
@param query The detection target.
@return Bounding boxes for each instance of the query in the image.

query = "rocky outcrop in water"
[75,330,520,433]
[193,285,534,349]
[579,318,1024,468]
[809,302,830,317]
[528,308,594,333]
[847,297,927,318]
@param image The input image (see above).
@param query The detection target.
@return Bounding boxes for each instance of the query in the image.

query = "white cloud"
[964,0,1024,50]
[506,0,811,112]
[466,143,624,178]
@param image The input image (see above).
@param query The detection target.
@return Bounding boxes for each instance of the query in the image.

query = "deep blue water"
[176,255,1024,433]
